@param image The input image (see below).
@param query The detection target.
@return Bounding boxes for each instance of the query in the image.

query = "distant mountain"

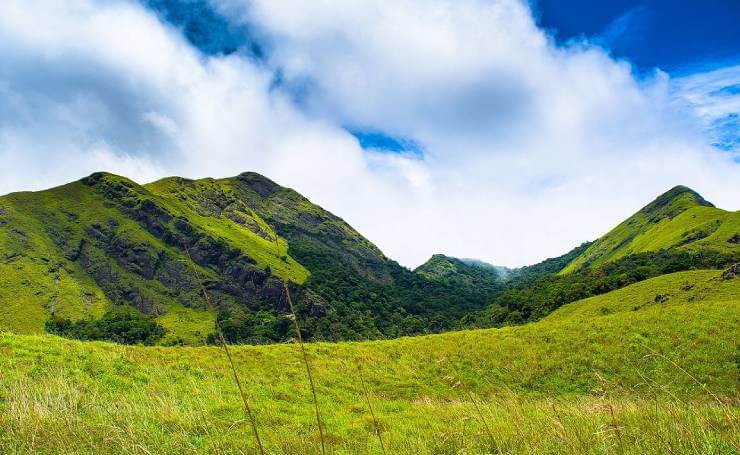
[504,242,593,284]
[458,258,515,280]
[416,242,593,289]
[0,172,497,344]
[561,186,739,273]
[414,254,506,303]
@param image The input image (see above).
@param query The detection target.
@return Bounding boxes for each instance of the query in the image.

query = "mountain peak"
[560,184,735,274]
[235,172,281,198]
[660,185,713,205]
[79,172,143,194]
[416,254,512,282]
[643,185,714,215]
[414,254,507,299]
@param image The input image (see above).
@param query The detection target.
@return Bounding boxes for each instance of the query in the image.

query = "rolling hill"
[2,175,737,346]
[561,185,740,273]
[1,268,737,453]
[0,172,497,344]
[414,254,507,301]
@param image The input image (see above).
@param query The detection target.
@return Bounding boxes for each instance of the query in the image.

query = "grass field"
[1,269,738,454]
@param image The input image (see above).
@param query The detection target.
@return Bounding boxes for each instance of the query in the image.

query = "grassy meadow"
[1,269,738,454]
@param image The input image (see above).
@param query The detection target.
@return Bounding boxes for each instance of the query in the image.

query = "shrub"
[46,306,166,345]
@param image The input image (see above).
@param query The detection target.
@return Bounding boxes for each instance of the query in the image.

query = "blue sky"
[144,0,260,57]
[533,0,740,72]
[0,0,738,267]
[535,0,740,158]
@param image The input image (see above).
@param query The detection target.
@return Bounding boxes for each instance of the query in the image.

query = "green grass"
[1,269,737,453]
[562,187,739,273]
[155,302,216,346]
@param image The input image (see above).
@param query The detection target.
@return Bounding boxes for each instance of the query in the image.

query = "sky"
[0,0,738,268]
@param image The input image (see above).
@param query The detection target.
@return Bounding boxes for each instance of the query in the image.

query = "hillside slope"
[0,173,309,344]
[414,254,506,302]
[561,186,739,273]
[1,269,737,453]
[0,172,496,344]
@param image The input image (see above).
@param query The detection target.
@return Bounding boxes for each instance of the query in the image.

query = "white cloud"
[0,0,738,268]
[669,65,740,154]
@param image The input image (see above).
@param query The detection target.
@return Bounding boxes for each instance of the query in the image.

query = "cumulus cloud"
[0,0,738,268]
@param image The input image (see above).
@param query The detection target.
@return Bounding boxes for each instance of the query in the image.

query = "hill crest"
[0,171,505,344]
[561,185,738,273]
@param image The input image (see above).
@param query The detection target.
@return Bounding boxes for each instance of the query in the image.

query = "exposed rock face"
[238,172,281,198]
[67,173,294,316]
[722,263,740,280]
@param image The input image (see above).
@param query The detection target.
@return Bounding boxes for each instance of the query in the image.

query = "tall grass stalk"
[282,279,326,455]
[607,402,624,451]
[466,390,495,449]
[549,401,576,452]
[356,362,386,455]
[183,246,265,455]
[448,376,496,450]
[273,235,327,454]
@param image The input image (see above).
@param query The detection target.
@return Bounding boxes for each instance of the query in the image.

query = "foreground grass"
[1,270,738,454]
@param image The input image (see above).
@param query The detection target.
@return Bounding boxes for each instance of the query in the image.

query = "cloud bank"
[0,0,738,267]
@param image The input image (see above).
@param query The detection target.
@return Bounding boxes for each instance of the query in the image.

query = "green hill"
[2,176,737,346]
[414,254,506,301]
[465,186,738,330]
[1,269,737,453]
[0,172,308,344]
[561,186,740,273]
[0,172,497,344]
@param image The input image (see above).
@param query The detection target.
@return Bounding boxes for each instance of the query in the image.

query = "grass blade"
[272,234,327,454]
[282,280,327,454]
[184,246,265,455]
[357,362,386,455]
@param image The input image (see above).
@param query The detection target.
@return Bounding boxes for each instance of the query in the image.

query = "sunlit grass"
[0,269,737,453]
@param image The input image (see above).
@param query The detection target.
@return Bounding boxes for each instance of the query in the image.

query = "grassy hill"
[414,254,506,301]
[1,269,737,454]
[561,186,740,273]
[464,186,738,330]
[2,176,737,347]
[0,172,308,344]
[0,172,506,344]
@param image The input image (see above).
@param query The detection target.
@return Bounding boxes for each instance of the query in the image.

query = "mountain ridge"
[0,171,499,344]
[1,174,737,345]
[560,185,738,273]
